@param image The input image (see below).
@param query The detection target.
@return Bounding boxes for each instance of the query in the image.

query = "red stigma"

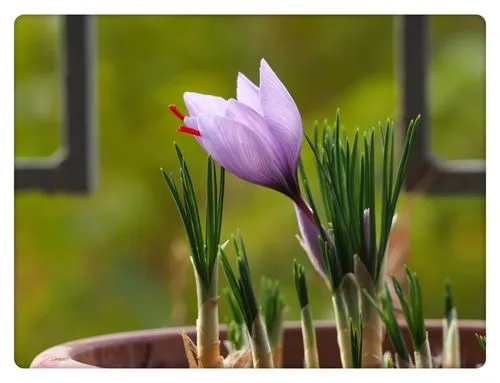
[177,125,201,137]
[169,104,186,121]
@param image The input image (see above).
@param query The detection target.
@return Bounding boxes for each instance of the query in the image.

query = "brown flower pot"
[30,319,485,368]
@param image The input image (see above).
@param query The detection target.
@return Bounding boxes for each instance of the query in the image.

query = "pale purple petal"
[225,99,269,137]
[259,59,303,172]
[196,113,289,190]
[225,99,281,151]
[294,202,328,283]
[236,72,262,115]
[224,99,297,186]
[184,116,209,152]
[184,116,198,130]
[183,92,228,117]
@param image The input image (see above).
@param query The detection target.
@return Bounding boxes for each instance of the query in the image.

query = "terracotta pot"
[30,319,485,368]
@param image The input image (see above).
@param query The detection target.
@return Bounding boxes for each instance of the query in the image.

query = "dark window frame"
[14,15,97,194]
[398,15,485,195]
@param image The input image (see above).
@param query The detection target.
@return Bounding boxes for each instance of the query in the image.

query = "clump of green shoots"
[476,334,486,352]
[261,277,286,367]
[293,260,319,368]
[366,269,469,369]
[224,288,248,353]
[220,235,274,368]
[391,267,432,368]
[222,288,253,368]
[299,111,420,367]
[161,145,225,368]
[162,110,480,370]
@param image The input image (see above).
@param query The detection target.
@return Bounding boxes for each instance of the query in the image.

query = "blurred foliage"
[14,15,485,367]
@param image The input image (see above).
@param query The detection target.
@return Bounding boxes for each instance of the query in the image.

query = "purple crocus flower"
[168,58,303,201]
[169,58,331,279]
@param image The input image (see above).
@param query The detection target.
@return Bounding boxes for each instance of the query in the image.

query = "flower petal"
[236,72,262,115]
[225,99,300,196]
[196,113,289,191]
[259,59,303,171]
[225,99,267,132]
[293,202,328,283]
[183,92,228,117]
[225,99,282,156]
[184,116,209,152]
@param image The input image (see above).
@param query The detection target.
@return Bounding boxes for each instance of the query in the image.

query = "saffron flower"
[169,58,303,202]
[169,58,332,281]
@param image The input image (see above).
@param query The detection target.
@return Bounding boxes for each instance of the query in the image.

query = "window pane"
[15,15,63,158]
[429,15,486,161]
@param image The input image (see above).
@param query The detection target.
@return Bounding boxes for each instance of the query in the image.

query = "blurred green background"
[14,15,485,367]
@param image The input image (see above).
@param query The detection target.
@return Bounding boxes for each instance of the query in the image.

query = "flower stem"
[332,294,353,368]
[355,255,383,367]
[272,343,283,368]
[250,314,274,368]
[301,305,319,368]
[443,318,461,367]
[360,307,384,367]
[414,336,432,368]
[363,283,412,367]
[294,260,319,368]
[442,282,461,368]
[195,262,220,368]
[269,320,284,367]
[161,151,225,368]
[395,354,413,368]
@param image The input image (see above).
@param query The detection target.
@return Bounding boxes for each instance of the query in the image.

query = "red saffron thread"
[177,125,201,137]
[168,104,185,121]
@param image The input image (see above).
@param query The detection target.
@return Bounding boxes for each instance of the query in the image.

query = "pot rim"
[30,319,486,368]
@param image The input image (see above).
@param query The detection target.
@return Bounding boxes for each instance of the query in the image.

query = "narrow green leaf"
[293,260,309,308]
